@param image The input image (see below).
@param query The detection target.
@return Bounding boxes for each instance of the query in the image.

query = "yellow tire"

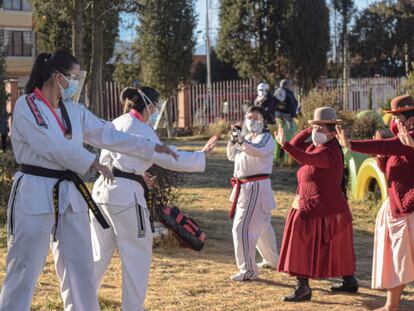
[355,158,388,202]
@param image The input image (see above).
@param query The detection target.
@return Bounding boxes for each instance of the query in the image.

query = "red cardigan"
[282,128,350,219]
[350,132,414,218]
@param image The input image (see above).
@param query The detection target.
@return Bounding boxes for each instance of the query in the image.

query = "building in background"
[0,0,35,92]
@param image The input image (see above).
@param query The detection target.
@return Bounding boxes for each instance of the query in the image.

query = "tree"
[349,1,405,77]
[191,49,240,83]
[31,0,123,113]
[332,0,355,109]
[348,1,414,77]
[217,0,287,86]
[136,0,196,97]
[136,0,196,137]
[112,50,140,87]
[283,0,330,94]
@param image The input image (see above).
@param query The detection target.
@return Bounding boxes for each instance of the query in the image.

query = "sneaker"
[257,262,277,270]
[230,272,258,281]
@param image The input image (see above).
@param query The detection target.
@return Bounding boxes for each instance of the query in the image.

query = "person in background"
[227,105,279,281]
[336,95,414,311]
[279,79,299,118]
[253,82,277,125]
[276,107,358,302]
[91,86,218,311]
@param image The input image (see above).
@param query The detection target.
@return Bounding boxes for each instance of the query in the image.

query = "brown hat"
[308,107,342,125]
[384,95,414,114]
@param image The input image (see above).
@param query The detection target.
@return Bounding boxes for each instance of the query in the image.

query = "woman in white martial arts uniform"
[227,105,279,281]
[0,51,175,311]
[91,87,217,311]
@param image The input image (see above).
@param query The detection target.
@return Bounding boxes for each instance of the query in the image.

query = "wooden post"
[178,85,191,128]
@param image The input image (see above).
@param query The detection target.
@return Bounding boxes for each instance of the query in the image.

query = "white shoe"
[257,262,277,270]
[230,272,258,281]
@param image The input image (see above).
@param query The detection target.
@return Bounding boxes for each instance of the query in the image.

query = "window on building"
[1,0,32,11]
[4,30,33,57]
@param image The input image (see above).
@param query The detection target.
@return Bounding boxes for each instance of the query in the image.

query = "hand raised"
[335,125,350,148]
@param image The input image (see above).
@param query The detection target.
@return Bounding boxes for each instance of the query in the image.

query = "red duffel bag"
[159,206,206,251]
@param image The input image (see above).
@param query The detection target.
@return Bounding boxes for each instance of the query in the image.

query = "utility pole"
[206,0,212,111]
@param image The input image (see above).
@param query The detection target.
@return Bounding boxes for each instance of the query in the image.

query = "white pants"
[0,204,99,311]
[91,202,153,311]
[232,181,279,278]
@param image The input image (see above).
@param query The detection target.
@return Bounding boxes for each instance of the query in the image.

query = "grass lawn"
[0,138,413,310]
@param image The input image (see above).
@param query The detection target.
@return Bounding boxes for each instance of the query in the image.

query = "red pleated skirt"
[277,208,356,279]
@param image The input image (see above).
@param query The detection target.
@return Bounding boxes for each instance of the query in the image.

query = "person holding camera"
[227,105,279,281]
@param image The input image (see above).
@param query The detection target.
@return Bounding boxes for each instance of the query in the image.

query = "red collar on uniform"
[129,109,145,122]
[33,88,68,135]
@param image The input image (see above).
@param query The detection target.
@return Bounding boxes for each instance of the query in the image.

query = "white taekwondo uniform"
[227,131,279,279]
[0,89,157,311]
[91,110,206,311]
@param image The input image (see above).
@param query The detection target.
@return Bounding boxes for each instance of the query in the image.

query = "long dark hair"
[25,50,79,94]
[121,86,159,114]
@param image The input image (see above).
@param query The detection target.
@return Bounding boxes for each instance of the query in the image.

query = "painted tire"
[355,158,388,202]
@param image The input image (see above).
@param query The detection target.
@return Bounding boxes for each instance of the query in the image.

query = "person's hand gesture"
[202,134,219,154]
[336,125,350,148]
[274,124,286,146]
[91,159,113,182]
[397,122,414,148]
[155,144,179,160]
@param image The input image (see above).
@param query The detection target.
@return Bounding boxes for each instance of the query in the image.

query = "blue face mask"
[59,75,79,101]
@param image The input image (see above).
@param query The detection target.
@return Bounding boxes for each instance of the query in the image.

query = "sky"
[119,0,378,49]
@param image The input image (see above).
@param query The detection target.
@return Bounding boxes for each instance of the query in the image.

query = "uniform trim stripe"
[241,182,259,279]
[244,132,271,149]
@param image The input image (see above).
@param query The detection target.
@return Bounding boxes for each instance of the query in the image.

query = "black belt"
[20,164,110,241]
[113,168,154,232]
[113,168,149,200]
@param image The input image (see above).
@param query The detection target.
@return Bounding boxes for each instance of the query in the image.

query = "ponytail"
[25,53,52,94]
[120,87,147,114]
[25,50,79,94]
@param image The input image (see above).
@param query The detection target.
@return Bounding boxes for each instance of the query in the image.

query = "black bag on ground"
[158,206,206,251]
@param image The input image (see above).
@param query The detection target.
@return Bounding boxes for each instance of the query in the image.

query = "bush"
[298,89,355,130]
[352,110,387,140]
[0,152,18,224]
[405,65,414,97]
[146,165,183,222]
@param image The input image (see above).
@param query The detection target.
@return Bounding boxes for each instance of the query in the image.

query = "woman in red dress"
[275,107,357,302]
[336,95,414,311]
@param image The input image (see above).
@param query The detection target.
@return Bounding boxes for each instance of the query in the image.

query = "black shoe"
[331,276,359,293]
[282,278,312,302]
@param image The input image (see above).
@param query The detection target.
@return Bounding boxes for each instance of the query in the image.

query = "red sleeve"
[289,128,312,151]
[350,133,414,156]
[283,142,330,168]
[376,156,388,173]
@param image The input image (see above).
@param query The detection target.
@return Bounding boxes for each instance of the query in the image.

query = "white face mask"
[312,130,328,146]
[245,119,264,133]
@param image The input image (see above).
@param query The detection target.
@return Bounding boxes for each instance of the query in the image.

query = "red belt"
[229,174,271,219]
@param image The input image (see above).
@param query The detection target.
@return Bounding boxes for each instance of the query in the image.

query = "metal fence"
[325,77,406,111]
[98,76,407,126]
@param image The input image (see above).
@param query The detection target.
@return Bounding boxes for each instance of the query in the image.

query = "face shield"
[138,90,163,129]
[242,111,265,136]
[70,70,87,104]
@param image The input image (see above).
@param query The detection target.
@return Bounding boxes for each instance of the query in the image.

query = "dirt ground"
[0,139,413,310]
